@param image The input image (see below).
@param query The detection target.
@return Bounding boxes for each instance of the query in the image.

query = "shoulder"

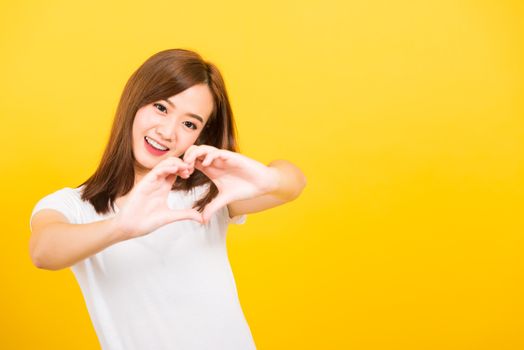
[34,186,82,206]
[31,186,87,225]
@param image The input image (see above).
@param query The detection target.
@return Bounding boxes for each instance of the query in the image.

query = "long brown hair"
[80,49,239,215]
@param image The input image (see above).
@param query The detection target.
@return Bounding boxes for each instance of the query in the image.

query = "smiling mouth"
[145,136,170,151]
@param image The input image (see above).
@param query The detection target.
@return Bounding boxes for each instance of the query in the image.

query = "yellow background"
[1,0,523,349]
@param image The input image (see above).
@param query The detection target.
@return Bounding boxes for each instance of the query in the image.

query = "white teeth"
[145,136,169,151]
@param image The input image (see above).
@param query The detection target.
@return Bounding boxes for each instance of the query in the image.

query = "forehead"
[166,84,214,122]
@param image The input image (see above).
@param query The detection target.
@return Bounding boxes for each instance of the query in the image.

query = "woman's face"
[132,83,214,176]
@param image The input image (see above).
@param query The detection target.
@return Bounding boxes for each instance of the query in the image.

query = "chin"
[134,154,159,170]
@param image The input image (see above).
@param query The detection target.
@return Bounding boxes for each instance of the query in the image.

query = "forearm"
[266,159,307,201]
[30,217,127,271]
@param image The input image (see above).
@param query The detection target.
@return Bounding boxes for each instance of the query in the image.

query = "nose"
[155,118,177,142]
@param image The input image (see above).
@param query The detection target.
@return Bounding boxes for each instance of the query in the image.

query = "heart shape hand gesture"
[114,145,278,239]
[113,157,203,239]
[183,145,279,223]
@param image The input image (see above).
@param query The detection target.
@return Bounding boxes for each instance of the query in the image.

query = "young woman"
[29,49,306,350]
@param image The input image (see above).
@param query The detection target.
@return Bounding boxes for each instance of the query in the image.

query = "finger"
[183,145,217,165]
[179,168,191,179]
[155,164,186,177]
[184,148,208,167]
[151,165,188,182]
[182,145,199,164]
[156,156,184,168]
[187,154,211,176]
[152,160,189,175]
[193,158,222,173]
[166,168,191,183]
[193,158,207,173]
[182,151,205,174]
[166,165,191,179]
[204,150,234,168]
[201,151,221,167]
[201,194,230,224]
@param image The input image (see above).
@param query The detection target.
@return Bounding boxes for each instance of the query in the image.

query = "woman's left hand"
[183,145,279,223]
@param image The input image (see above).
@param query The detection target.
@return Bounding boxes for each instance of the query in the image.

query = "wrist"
[108,215,133,242]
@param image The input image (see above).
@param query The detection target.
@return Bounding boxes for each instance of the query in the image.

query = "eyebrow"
[163,99,204,124]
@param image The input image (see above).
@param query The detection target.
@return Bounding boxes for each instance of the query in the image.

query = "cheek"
[132,123,142,147]
[178,132,202,152]
[131,113,149,149]
[133,112,153,137]
[190,130,204,145]
[186,126,202,140]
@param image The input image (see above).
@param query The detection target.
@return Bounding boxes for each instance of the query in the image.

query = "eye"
[183,121,197,130]
[153,103,168,113]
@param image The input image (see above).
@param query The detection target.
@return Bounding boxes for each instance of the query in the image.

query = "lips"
[144,136,169,151]
[144,136,169,156]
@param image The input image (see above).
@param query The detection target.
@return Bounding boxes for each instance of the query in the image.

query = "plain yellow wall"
[1,0,523,349]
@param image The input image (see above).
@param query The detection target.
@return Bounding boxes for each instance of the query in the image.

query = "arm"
[30,210,126,271]
[227,159,306,217]
[30,157,202,271]
[182,145,306,222]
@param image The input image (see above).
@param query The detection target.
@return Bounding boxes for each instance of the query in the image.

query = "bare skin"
[30,147,306,270]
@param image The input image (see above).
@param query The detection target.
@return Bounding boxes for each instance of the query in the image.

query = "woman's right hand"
[113,157,203,239]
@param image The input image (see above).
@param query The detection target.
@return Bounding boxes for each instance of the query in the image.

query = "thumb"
[201,194,230,224]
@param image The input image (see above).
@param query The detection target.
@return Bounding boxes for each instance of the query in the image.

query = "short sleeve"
[224,205,247,225]
[30,188,80,227]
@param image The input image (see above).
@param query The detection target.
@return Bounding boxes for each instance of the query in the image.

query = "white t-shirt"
[30,185,256,350]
